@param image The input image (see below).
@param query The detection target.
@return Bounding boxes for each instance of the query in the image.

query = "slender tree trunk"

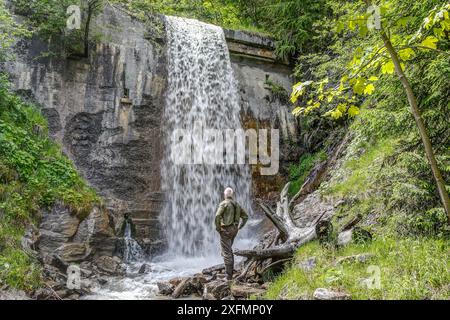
[84,7,93,58]
[381,31,450,223]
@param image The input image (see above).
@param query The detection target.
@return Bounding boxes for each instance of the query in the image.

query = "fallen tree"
[234,182,328,281]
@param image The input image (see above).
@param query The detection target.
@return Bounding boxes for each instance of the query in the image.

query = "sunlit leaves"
[420,35,438,50]
[398,48,415,61]
[352,77,366,95]
[290,80,313,103]
[348,105,360,117]
[364,84,375,95]
[381,61,395,74]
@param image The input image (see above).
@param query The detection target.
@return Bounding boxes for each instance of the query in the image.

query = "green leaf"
[353,78,366,95]
[420,36,438,50]
[364,84,375,95]
[398,48,415,61]
[348,105,360,117]
[381,61,395,74]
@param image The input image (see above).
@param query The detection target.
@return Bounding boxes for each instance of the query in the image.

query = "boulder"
[230,284,266,299]
[313,288,350,300]
[337,230,353,246]
[94,256,123,275]
[157,282,175,295]
[202,281,231,300]
[56,243,91,263]
[138,263,152,274]
[337,227,372,246]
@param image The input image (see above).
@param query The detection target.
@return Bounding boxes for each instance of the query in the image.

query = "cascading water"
[123,221,144,263]
[160,16,254,258]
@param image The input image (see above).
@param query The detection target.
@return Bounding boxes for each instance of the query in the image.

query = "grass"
[265,238,450,300]
[0,77,100,291]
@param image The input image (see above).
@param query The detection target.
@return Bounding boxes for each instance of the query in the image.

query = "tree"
[11,0,103,58]
[290,2,450,222]
[0,0,30,61]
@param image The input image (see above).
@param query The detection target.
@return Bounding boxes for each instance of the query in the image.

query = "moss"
[266,238,450,300]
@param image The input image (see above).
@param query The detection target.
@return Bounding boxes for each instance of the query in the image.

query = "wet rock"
[56,243,91,263]
[335,253,375,265]
[202,281,231,300]
[138,263,152,274]
[172,278,191,299]
[94,256,124,275]
[231,284,266,299]
[298,257,317,272]
[202,264,225,275]
[313,288,350,300]
[157,282,175,295]
[169,277,185,287]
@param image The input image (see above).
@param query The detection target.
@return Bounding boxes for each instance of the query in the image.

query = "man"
[215,187,249,280]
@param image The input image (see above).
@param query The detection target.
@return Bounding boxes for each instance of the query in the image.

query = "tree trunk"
[381,31,450,223]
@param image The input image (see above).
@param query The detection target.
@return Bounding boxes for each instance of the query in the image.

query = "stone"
[298,257,317,272]
[38,205,81,255]
[337,228,372,246]
[157,282,175,296]
[0,289,30,300]
[56,243,91,263]
[202,281,231,300]
[313,288,350,300]
[335,253,375,265]
[337,230,353,247]
[230,284,266,299]
[94,256,123,275]
[138,263,152,274]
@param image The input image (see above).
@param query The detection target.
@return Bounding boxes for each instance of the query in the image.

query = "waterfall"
[161,16,253,257]
[123,220,144,263]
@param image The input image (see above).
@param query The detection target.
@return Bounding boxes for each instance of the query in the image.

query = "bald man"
[215,188,248,280]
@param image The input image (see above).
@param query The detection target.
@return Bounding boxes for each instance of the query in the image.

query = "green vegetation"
[288,151,326,197]
[267,0,449,299]
[266,238,450,300]
[0,77,99,290]
[12,0,104,57]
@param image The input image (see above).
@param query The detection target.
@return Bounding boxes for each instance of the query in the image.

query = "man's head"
[224,187,234,199]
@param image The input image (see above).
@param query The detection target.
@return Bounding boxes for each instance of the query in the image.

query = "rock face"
[38,205,116,265]
[3,5,167,253]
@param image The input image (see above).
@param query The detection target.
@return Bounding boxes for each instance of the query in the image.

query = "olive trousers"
[219,224,239,280]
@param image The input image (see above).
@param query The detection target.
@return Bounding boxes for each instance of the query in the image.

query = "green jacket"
[215,198,248,230]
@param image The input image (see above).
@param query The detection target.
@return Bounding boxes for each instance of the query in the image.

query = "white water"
[160,16,254,257]
[86,16,257,300]
[123,221,144,263]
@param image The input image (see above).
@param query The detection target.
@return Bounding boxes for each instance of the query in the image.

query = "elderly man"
[215,187,248,280]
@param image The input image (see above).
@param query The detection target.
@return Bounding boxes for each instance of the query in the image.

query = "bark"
[257,201,289,242]
[381,31,450,223]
